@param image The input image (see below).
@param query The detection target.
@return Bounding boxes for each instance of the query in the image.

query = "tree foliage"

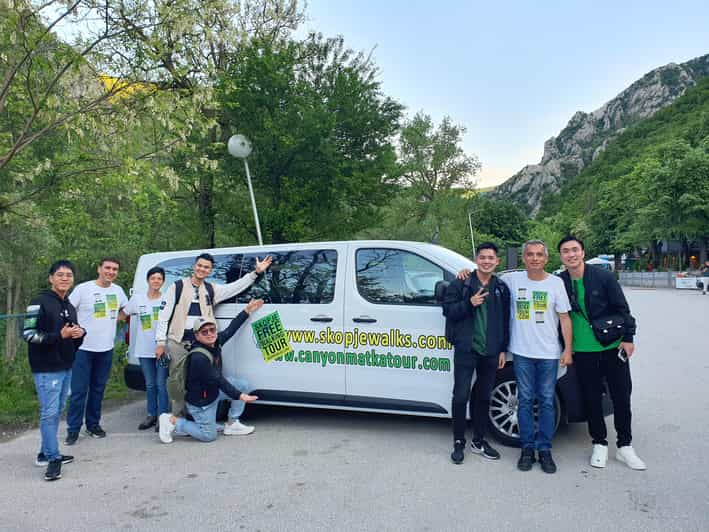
[537,78,709,266]
[216,35,403,244]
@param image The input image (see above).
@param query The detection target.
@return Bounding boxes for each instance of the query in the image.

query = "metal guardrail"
[618,271,676,288]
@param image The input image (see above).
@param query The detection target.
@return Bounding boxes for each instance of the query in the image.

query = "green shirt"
[471,288,488,355]
[570,278,621,352]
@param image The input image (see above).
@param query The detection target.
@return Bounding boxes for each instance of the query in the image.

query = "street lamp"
[467,210,476,257]
[228,134,263,246]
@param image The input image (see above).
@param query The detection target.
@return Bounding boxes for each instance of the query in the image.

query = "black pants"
[574,348,633,447]
[451,352,499,443]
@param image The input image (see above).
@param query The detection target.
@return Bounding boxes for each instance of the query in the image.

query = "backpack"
[167,279,216,331]
[166,346,213,401]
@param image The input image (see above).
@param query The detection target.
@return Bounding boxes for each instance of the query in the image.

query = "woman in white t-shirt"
[124,267,168,430]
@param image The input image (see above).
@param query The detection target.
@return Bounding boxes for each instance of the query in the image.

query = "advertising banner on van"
[252,311,293,363]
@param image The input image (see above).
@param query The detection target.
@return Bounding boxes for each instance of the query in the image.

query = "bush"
[0,340,132,427]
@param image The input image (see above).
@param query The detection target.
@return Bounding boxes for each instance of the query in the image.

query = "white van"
[125,240,603,446]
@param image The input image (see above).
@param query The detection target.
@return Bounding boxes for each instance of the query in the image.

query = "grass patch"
[0,341,135,428]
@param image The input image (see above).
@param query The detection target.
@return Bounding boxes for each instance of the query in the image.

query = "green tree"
[216,35,403,244]
[398,112,481,202]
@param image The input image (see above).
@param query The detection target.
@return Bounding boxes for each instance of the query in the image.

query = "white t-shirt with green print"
[505,271,571,359]
[124,292,165,358]
[69,281,128,352]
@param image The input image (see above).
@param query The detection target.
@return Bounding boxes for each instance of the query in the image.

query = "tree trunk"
[198,172,215,248]
[4,273,20,361]
[649,240,661,268]
[699,237,708,264]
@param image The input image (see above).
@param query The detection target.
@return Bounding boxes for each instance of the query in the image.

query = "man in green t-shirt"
[558,236,646,471]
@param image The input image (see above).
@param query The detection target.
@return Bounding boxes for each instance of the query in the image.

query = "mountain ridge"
[493,53,709,214]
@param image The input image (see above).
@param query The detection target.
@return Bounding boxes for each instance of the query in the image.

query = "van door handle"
[352,316,377,323]
[310,316,333,323]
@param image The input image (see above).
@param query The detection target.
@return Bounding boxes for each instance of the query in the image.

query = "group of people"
[23,236,644,482]
[443,236,646,473]
[23,253,271,481]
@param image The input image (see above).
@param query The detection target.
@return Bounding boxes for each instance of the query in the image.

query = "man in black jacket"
[443,243,511,464]
[558,236,645,470]
[158,299,263,443]
[23,260,85,481]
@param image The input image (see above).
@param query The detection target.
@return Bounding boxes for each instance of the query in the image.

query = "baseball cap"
[193,317,217,334]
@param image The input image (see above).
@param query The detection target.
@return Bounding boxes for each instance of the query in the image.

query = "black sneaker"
[36,453,74,467]
[517,448,536,471]
[138,415,157,430]
[450,439,465,464]
[44,459,62,481]
[86,425,106,438]
[65,431,79,446]
[538,450,557,474]
[470,440,501,460]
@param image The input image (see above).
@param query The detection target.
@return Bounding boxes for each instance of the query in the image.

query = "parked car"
[125,240,610,446]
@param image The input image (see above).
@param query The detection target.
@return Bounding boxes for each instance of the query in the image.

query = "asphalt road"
[1,288,708,532]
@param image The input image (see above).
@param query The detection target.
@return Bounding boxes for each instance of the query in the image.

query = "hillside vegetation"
[536,77,709,266]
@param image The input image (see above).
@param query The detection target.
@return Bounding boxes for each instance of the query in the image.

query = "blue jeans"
[175,377,249,442]
[139,357,169,417]
[514,354,558,451]
[33,370,72,460]
[66,349,114,432]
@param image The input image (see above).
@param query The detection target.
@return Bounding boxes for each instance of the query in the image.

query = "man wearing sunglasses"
[158,299,263,444]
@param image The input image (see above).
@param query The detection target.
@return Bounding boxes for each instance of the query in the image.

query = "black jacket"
[23,290,83,373]
[559,265,636,343]
[185,311,248,406]
[442,274,510,361]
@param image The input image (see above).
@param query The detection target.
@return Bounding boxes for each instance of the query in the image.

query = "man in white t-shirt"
[65,257,128,445]
[505,240,572,474]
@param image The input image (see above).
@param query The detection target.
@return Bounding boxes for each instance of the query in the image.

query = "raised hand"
[244,299,265,314]
[255,255,273,274]
[470,287,489,307]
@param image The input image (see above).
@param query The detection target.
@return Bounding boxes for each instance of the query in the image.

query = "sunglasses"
[198,326,217,335]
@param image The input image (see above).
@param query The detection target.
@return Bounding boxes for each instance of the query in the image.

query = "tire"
[488,365,562,447]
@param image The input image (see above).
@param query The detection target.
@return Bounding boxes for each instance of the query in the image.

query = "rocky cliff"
[494,54,709,214]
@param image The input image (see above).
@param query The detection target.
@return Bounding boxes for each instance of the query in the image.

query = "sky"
[299,0,709,187]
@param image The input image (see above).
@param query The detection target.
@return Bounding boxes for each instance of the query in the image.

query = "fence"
[618,271,677,289]
[0,313,26,359]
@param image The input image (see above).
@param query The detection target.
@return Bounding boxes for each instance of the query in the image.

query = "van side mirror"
[434,280,449,305]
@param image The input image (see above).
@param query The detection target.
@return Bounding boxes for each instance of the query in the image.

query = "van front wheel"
[488,366,561,447]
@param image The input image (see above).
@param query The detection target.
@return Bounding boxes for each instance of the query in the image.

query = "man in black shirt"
[443,243,511,464]
[158,300,263,443]
[23,260,85,480]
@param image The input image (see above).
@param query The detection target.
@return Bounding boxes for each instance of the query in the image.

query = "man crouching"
[158,300,262,443]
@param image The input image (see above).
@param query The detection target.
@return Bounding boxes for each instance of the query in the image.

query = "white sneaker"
[590,444,608,468]
[223,419,254,436]
[616,445,647,470]
[158,413,176,443]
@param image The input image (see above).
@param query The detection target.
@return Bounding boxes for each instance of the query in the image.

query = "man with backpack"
[159,299,264,443]
[443,243,511,464]
[155,252,272,416]
[23,260,85,480]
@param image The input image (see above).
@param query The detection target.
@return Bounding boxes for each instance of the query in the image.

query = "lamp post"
[228,134,263,246]
[467,210,476,257]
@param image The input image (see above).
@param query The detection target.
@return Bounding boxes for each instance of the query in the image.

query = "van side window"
[224,250,338,304]
[156,257,201,289]
[157,254,244,292]
[356,248,447,305]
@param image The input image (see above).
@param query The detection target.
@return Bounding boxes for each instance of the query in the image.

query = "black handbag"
[590,314,626,346]
[570,280,625,346]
